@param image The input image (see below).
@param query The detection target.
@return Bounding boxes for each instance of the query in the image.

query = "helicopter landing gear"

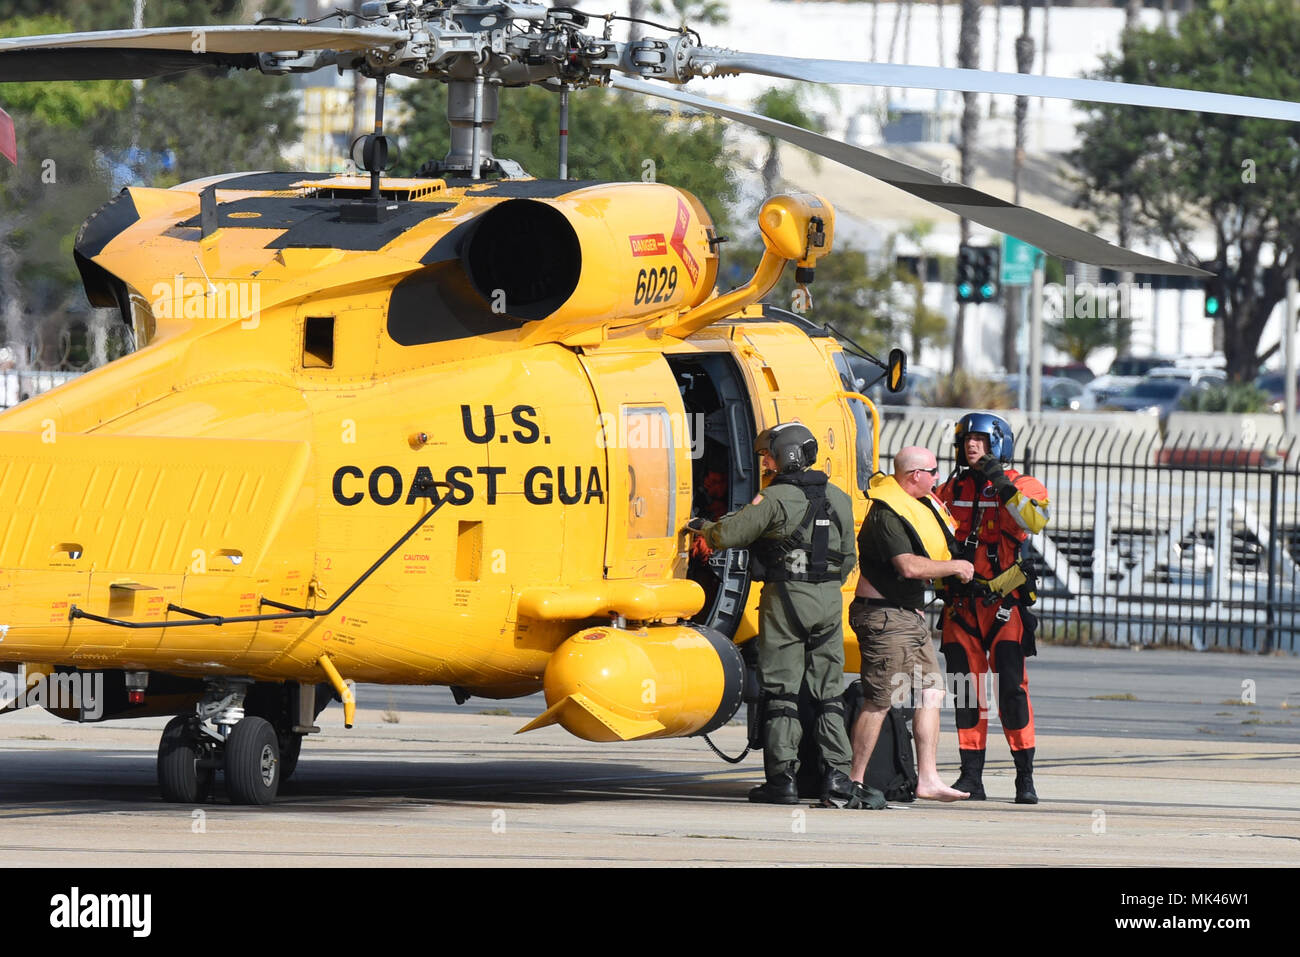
[155,678,283,806]
[223,716,280,806]
[277,729,303,782]
[157,715,216,804]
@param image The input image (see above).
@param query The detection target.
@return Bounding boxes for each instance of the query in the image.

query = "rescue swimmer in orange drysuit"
[935,413,1050,804]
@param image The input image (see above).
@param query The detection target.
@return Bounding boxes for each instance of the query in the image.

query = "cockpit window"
[832,352,874,492]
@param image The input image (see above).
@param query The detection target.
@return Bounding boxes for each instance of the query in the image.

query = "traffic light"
[1203,275,1226,318]
[975,247,1000,302]
[956,244,1000,303]
[956,244,978,303]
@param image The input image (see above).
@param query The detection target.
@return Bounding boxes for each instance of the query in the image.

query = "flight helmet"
[954,412,1014,467]
[754,423,818,474]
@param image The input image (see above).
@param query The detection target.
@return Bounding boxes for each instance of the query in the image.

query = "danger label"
[669,198,700,284]
[629,233,668,257]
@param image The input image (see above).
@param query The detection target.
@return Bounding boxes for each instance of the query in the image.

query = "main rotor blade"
[0,25,406,55]
[0,49,259,81]
[0,25,407,81]
[611,76,1209,277]
[695,51,1300,124]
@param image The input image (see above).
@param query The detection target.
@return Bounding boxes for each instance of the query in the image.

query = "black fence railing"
[878,414,1300,654]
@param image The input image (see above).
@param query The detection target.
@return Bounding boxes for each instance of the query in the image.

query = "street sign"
[1001,234,1041,286]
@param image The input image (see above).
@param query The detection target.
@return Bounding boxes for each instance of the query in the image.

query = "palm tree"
[884,0,904,108]
[952,0,982,374]
[870,0,880,61]
[1041,0,1052,85]
[903,0,914,70]
[989,0,1002,118]
[937,0,946,67]
[1006,0,1034,374]
[752,87,826,196]
[649,0,728,30]
[905,220,941,358]
[628,0,646,43]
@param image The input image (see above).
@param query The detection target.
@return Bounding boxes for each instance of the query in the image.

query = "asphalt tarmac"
[0,645,1295,867]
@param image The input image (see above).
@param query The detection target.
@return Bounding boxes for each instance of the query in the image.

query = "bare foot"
[916,778,970,802]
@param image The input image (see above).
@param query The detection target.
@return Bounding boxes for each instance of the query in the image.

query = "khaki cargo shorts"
[849,597,942,709]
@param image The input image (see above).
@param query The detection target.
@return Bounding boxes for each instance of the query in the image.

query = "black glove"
[974,454,1016,503]
[687,517,708,534]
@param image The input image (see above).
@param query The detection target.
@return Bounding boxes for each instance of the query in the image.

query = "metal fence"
[881,412,1300,654]
[0,369,81,409]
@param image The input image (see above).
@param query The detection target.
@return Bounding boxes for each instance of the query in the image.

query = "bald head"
[894,446,937,476]
[893,445,940,498]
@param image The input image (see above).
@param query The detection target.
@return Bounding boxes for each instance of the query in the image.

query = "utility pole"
[952,0,982,374]
[1286,276,1297,438]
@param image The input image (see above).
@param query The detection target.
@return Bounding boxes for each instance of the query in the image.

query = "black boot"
[952,749,986,800]
[749,771,800,805]
[820,768,856,808]
[1013,748,1038,804]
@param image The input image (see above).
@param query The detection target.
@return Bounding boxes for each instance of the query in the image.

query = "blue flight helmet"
[954,412,1014,467]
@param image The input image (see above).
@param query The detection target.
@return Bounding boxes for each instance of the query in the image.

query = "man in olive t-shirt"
[849,446,974,802]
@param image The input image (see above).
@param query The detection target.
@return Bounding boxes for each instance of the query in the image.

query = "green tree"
[395,82,738,229]
[726,236,947,360]
[648,0,729,29]
[1071,0,1300,383]
[0,15,131,367]
[0,3,299,368]
[1045,308,1132,365]
[751,86,827,197]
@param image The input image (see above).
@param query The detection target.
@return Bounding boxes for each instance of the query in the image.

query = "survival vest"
[860,473,957,563]
[749,471,847,584]
[938,467,1043,605]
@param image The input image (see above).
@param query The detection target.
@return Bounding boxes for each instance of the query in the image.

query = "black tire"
[157,715,213,804]
[224,716,280,805]
[278,732,303,781]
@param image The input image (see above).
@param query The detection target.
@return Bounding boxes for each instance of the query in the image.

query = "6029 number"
[634,266,678,305]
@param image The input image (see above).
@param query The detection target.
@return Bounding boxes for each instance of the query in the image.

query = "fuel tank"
[516,623,744,742]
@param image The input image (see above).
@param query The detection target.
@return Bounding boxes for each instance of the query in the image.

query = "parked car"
[997,374,1090,410]
[1103,379,1195,423]
[1084,354,1177,406]
[1145,365,1227,388]
[1042,362,1095,385]
[872,365,937,407]
[1255,370,1300,413]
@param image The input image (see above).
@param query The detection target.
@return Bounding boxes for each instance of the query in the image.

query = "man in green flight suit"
[686,422,882,809]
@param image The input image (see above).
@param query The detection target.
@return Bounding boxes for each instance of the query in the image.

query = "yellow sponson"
[516,580,704,621]
[516,624,743,742]
[758,192,835,266]
[865,474,953,561]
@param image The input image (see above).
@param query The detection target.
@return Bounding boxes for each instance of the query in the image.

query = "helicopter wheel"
[157,715,214,804]
[277,730,303,782]
[224,716,281,806]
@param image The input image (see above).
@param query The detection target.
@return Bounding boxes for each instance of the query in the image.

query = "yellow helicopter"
[0,1,1288,805]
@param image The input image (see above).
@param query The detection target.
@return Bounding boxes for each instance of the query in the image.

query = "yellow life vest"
[864,474,956,561]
